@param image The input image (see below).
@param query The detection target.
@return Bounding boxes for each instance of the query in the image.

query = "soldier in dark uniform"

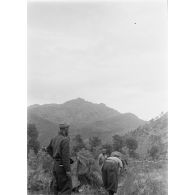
[47,123,72,195]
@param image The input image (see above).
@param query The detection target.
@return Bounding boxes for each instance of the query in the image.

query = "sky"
[27,0,167,120]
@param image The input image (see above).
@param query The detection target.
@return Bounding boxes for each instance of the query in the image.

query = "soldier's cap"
[59,123,70,129]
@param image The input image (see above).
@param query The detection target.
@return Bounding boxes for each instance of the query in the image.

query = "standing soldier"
[47,123,72,195]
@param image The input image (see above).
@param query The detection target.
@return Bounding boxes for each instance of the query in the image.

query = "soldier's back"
[51,134,68,159]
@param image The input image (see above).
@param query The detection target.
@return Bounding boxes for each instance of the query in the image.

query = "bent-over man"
[102,156,123,195]
[47,123,72,195]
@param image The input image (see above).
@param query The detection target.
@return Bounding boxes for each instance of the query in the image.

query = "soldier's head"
[59,123,69,137]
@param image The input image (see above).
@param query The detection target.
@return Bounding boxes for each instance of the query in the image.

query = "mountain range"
[28,98,146,146]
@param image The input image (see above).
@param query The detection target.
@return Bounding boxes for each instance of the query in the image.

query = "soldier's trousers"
[102,160,118,194]
[52,161,72,195]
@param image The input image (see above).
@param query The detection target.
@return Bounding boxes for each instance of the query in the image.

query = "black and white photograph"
[27,0,168,194]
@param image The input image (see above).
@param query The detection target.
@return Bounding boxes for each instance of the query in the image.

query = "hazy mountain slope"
[93,113,145,133]
[125,113,168,158]
[28,98,120,126]
[27,112,59,146]
[77,113,146,142]
[28,98,146,145]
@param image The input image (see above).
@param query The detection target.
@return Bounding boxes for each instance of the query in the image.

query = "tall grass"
[28,148,167,195]
[117,160,168,195]
[28,150,53,193]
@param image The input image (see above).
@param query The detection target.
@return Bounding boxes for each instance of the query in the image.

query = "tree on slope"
[89,136,102,151]
[72,134,86,154]
[125,137,138,158]
[27,123,40,154]
[112,134,124,152]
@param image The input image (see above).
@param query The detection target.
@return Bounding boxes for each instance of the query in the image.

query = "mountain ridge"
[28,98,121,125]
[28,98,146,145]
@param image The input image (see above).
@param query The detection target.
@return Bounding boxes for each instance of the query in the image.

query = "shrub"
[125,138,138,151]
[28,149,53,192]
[125,138,138,158]
[72,134,86,155]
[129,151,139,159]
[91,146,102,159]
[112,134,124,152]
[76,149,103,189]
[102,144,113,156]
[89,136,102,152]
[148,146,160,160]
[27,123,40,154]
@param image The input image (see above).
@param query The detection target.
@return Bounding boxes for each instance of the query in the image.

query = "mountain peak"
[65,97,86,104]
[28,98,121,125]
[28,104,40,109]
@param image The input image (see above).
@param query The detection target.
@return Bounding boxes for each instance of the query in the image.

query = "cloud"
[28,1,167,120]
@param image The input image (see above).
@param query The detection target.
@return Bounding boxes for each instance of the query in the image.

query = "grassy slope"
[71,159,168,195]
[28,158,167,195]
[117,159,167,195]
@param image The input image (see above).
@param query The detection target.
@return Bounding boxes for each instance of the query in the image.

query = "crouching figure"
[102,156,123,195]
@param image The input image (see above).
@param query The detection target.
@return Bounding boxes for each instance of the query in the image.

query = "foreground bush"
[118,160,167,195]
[148,145,160,160]
[76,149,103,189]
[28,149,53,192]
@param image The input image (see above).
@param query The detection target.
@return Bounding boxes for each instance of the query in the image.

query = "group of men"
[47,123,124,195]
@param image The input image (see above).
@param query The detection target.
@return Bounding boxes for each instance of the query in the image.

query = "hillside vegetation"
[27,113,59,146]
[28,112,168,195]
[125,112,168,159]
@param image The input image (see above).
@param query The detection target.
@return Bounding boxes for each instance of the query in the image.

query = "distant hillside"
[28,98,146,145]
[28,98,120,126]
[77,113,146,142]
[125,113,168,158]
[27,112,58,146]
